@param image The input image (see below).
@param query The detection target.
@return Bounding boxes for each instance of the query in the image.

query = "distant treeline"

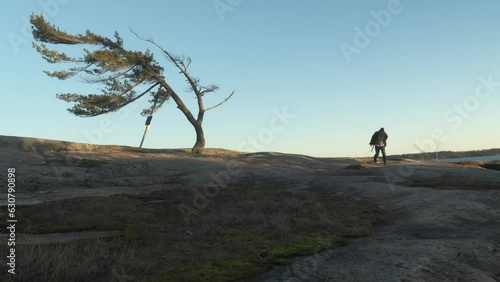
[392,148,500,161]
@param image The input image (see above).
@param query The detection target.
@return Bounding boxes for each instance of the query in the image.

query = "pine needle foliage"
[30,13,234,153]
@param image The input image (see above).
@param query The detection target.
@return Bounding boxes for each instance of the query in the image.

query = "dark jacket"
[375,130,388,147]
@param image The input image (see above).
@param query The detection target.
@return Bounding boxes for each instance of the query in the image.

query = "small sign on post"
[139,116,153,149]
[138,86,162,149]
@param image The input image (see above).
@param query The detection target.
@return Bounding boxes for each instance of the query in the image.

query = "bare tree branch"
[130,30,202,97]
[205,91,235,111]
[200,84,219,96]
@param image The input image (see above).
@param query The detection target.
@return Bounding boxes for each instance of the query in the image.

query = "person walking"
[369,128,388,165]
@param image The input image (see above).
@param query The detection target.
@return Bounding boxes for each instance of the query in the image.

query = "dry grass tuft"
[480,162,500,171]
[454,161,482,167]
[1,186,390,281]
[345,164,366,170]
[403,174,499,190]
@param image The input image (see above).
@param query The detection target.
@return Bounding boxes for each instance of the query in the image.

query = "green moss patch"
[2,187,391,281]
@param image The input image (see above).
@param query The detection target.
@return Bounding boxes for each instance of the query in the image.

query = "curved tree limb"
[130,30,202,97]
[205,91,235,111]
[157,80,198,125]
[92,82,160,115]
[61,82,160,117]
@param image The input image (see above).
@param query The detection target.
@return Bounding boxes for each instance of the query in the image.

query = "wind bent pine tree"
[30,14,234,154]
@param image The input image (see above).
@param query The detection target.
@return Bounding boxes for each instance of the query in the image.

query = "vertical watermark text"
[6,168,17,275]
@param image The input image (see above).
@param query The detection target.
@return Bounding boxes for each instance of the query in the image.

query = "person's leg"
[374,147,380,163]
[381,147,386,164]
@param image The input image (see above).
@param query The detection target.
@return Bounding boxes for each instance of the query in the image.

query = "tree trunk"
[191,124,205,154]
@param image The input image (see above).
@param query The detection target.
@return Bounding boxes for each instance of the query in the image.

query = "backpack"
[369,131,379,146]
[370,130,388,147]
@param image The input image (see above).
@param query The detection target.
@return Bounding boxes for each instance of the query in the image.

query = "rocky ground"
[0,135,499,281]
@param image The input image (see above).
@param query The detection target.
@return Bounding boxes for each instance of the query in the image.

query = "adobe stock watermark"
[50,102,139,183]
[178,106,296,224]
[414,73,500,155]
[212,0,244,21]
[8,0,71,54]
[178,160,242,224]
[384,165,415,192]
[339,0,410,64]
[384,73,500,191]
[80,103,139,145]
[238,106,296,152]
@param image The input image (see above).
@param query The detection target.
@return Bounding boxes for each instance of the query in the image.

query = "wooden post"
[139,116,153,149]
[138,87,161,149]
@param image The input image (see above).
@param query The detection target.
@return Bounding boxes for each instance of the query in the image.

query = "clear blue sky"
[2,0,500,157]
